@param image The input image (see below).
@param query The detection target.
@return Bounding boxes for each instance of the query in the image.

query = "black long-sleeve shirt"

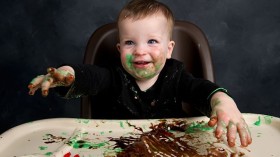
[61,59,223,119]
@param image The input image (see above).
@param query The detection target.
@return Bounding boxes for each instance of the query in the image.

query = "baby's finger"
[47,67,56,74]
[41,77,54,96]
[28,75,45,89]
[246,123,253,145]
[64,73,75,86]
[208,116,218,127]
[47,67,63,81]
[28,75,45,95]
[28,89,35,95]
[49,67,70,82]
[213,111,230,139]
[237,123,252,147]
[28,83,42,95]
[215,120,226,139]
[227,121,237,147]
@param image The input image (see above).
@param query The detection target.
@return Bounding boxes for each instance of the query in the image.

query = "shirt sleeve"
[56,64,112,99]
[179,69,222,117]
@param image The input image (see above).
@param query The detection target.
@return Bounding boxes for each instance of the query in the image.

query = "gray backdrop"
[1,0,279,133]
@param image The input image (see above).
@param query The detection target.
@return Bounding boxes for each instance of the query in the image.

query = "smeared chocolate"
[43,134,66,144]
[110,120,244,157]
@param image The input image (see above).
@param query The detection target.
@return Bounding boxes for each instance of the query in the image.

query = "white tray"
[0,113,279,157]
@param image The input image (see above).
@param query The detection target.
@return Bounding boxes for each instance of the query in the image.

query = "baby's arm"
[208,92,252,147]
[28,66,75,96]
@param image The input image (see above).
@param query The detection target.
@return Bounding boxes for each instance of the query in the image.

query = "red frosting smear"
[64,152,71,157]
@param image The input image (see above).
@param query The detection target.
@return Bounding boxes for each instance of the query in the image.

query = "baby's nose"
[134,44,147,55]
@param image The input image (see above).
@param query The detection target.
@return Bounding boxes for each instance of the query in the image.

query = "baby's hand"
[28,66,75,97]
[208,92,252,147]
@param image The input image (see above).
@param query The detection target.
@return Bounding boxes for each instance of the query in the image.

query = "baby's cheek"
[124,54,134,68]
[154,56,166,70]
[154,62,163,71]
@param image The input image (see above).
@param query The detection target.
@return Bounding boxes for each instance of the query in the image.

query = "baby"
[28,0,252,147]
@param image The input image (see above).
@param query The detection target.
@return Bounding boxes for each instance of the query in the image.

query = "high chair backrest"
[81,20,215,118]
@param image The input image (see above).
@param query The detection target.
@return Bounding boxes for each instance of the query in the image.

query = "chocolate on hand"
[28,67,75,97]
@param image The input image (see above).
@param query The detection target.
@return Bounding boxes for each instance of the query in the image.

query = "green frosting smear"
[39,146,48,150]
[44,152,53,156]
[125,54,133,69]
[254,115,273,126]
[68,139,108,149]
[76,119,90,124]
[185,121,213,133]
[120,121,125,129]
[264,115,273,124]
[254,116,261,126]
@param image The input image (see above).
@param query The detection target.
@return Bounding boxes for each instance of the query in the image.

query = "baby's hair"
[118,0,174,38]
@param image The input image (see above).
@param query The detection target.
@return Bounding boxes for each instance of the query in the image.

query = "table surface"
[0,113,279,157]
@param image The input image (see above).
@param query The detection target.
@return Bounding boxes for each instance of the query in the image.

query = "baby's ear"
[116,43,121,53]
[167,40,175,58]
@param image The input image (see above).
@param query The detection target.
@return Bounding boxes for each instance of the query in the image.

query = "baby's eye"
[148,39,158,44]
[125,40,134,45]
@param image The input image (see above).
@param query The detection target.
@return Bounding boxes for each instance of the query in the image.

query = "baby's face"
[117,13,175,81]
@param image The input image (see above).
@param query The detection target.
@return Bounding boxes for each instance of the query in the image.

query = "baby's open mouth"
[134,61,150,65]
[133,61,151,68]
